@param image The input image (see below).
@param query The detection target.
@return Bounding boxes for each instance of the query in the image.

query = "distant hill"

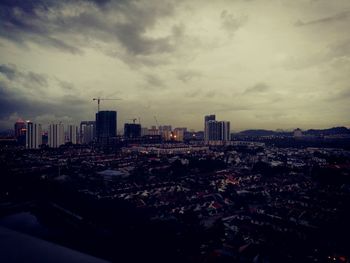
[235,127,349,137]
[236,129,291,137]
[303,127,350,136]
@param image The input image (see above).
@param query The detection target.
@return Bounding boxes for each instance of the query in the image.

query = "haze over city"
[1,0,350,130]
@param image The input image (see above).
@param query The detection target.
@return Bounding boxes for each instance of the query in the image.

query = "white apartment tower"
[67,124,78,144]
[49,123,65,148]
[26,121,42,149]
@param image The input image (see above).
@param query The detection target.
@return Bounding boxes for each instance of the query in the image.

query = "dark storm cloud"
[220,10,246,36]
[243,83,270,94]
[0,80,88,121]
[0,64,17,80]
[295,10,350,26]
[0,64,48,88]
[144,74,165,88]
[0,0,181,62]
[326,88,350,102]
[57,80,74,91]
[0,64,88,124]
[328,39,350,58]
[176,70,201,83]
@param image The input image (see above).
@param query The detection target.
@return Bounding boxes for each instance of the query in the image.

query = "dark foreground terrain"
[1,141,350,262]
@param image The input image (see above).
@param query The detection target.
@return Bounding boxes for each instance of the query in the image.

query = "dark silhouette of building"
[204,115,216,142]
[207,120,230,141]
[96,111,117,143]
[14,118,26,145]
[124,123,141,138]
[15,118,26,138]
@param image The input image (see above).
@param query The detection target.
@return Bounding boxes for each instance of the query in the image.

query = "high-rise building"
[96,111,117,142]
[26,121,42,149]
[173,127,187,142]
[141,127,149,136]
[207,120,230,142]
[220,121,230,141]
[67,125,78,144]
[80,121,95,144]
[204,115,216,142]
[124,123,141,138]
[49,123,65,148]
[148,126,159,136]
[14,118,26,146]
[159,125,172,141]
[14,118,26,138]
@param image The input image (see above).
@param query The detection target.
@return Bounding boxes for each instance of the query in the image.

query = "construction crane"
[153,116,159,128]
[92,97,122,112]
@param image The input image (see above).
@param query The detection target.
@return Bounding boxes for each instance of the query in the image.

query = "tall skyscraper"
[159,125,172,141]
[173,127,187,142]
[148,126,159,136]
[207,120,230,142]
[220,121,230,141]
[80,121,95,144]
[204,114,216,142]
[26,121,42,149]
[141,127,149,136]
[67,124,78,144]
[204,114,230,143]
[14,118,26,146]
[14,118,26,138]
[124,123,141,138]
[49,123,65,148]
[96,111,117,142]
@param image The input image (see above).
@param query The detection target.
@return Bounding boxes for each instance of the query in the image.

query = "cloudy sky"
[0,0,349,131]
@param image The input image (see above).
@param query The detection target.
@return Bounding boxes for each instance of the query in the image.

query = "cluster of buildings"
[2,137,349,262]
[14,112,231,149]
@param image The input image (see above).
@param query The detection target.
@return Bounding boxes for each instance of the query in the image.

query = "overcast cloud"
[0,0,349,131]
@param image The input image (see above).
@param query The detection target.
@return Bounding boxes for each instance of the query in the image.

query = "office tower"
[173,128,187,142]
[148,127,159,136]
[14,118,26,138]
[207,120,230,142]
[204,114,216,142]
[96,111,117,142]
[26,121,42,149]
[67,125,78,144]
[220,121,230,141]
[124,123,141,138]
[49,123,65,148]
[14,118,26,145]
[159,125,172,141]
[141,127,149,136]
[80,121,95,144]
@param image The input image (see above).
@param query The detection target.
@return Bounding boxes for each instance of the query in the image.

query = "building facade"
[80,121,96,144]
[26,121,42,149]
[67,125,78,144]
[207,120,230,142]
[173,127,187,142]
[15,119,26,138]
[96,111,117,142]
[159,125,172,141]
[49,123,65,148]
[204,115,216,142]
[124,123,141,138]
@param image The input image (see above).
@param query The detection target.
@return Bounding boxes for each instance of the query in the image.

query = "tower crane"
[92,97,122,113]
[153,116,159,128]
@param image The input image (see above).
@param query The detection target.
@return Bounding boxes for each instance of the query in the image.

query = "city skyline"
[1,0,350,130]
